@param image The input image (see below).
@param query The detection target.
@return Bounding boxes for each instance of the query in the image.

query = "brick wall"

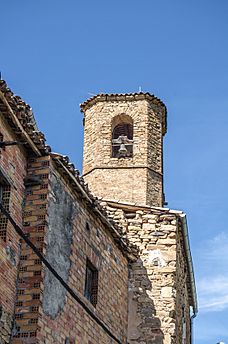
[12,155,50,344]
[0,115,27,343]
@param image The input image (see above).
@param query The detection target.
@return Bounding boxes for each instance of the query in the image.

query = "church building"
[0,80,197,344]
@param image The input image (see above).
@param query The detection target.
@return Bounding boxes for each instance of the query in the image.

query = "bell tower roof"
[80,92,167,135]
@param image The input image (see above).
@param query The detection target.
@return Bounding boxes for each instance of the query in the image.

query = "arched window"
[112,115,133,158]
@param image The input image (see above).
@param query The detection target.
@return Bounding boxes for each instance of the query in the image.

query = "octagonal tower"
[80,93,167,207]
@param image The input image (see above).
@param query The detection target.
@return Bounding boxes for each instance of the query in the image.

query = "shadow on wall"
[128,258,164,344]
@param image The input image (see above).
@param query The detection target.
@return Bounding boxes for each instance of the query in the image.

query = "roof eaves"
[0,80,51,156]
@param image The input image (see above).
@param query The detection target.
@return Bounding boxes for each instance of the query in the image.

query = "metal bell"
[118,143,127,155]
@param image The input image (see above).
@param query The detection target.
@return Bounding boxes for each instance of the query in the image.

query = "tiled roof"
[80,92,167,134]
[0,80,51,155]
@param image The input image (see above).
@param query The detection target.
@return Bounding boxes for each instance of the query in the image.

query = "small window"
[84,259,98,307]
[86,222,91,233]
[65,338,74,344]
[0,133,5,154]
[0,183,11,242]
[112,123,133,158]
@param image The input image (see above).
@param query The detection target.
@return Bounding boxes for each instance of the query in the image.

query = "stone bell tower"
[80,93,167,207]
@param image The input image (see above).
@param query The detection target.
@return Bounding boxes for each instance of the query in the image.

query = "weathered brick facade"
[37,159,129,344]
[0,104,27,343]
[0,80,197,344]
[12,155,50,343]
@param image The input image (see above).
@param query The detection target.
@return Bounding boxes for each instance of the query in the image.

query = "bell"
[118,143,127,155]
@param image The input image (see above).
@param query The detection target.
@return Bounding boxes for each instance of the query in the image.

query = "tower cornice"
[80,92,167,135]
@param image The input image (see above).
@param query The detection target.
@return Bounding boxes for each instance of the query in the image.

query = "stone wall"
[0,115,27,344]
[82,97,165,207]
[83,167,149,205]
[147,102,163,176]
[0,307,13,344]
[147,169,163,207]
[102,201,192,344]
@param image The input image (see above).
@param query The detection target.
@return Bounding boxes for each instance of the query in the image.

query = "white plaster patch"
[148,249,166,267]
[161,286,173,298]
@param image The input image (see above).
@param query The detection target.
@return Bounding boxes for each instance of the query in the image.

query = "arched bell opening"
[111,115,133,158]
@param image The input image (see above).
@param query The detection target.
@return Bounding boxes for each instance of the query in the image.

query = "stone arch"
[111,114,133,158]
[111,114,133,132]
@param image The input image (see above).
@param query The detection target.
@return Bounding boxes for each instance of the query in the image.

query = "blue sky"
[2,1,228,342]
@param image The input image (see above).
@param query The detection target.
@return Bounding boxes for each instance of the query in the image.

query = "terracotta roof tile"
[0,80,50,154]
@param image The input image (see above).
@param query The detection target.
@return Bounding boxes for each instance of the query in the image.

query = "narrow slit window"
[0,133,5,154]
[0,183,11,242]
[84,259,98,307]
[86,222,91,233]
